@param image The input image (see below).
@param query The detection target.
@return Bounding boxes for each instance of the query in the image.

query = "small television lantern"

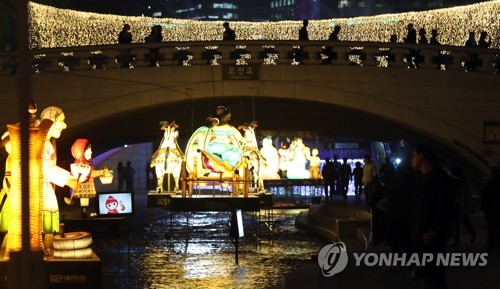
[96,191,134,217]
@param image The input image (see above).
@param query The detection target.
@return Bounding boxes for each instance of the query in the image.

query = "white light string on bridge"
[27,1,500,49]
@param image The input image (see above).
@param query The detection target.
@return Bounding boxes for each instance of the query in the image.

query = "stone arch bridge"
[0,40,499,174]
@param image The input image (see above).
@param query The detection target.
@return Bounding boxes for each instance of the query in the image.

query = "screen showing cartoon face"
[97,192,133,216]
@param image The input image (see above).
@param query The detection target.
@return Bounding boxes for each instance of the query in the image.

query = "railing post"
[275,45,291,65]
[362,46,379,67]
[130,47,151,68]
[71,51,90,70]
[333,46,351,65]
[390,48,410,68]
[419,49,439,70]
[448,51,468,71]
[245,44,261,65]
[188,45,206,66]
[302,45,322,65]
[219,44,234,65]
[101,49,120,69]
[157,46,175,66]
[477,51,495,73]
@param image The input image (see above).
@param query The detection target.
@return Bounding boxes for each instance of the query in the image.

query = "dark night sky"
[32,0,486,19]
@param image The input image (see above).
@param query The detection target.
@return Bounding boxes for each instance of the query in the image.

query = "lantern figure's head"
[71,139,92,165]
[41,106,67,139]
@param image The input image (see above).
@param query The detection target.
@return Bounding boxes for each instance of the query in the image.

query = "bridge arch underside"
[60,96,483,179]
[2,64,496,177]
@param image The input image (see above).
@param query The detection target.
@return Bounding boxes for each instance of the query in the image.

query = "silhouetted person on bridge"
[323,25,341,64]
[403,23,418,68]
[428,29,444,69]
[464,31,478,71]
[118,24,133,68]
[222,22,236,41]
[118,24,132,44]
[145,25,163,66]
[429,29,440,45]
[418,28,428,44]
[298,19,309,41]
[292,19,309,64]
[478,31,491,48]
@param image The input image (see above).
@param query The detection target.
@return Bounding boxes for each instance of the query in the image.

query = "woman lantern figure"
[150,121,184,193]
[67,139,111,216]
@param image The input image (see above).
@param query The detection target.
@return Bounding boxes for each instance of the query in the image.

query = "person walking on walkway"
[339,157,351,199]
[411,144,453,289]
[123,161,136,191]
[450,166,476,246]
[117,161,125,191]
[321,158,336,200]
[482,166,500,250]
[352,161,364,200]
[362,155,377,208]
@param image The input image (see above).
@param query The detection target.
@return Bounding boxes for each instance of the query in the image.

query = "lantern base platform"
[147,191,273,212]
[0,251,101,289]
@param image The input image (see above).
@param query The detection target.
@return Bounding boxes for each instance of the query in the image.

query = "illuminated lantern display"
[67,138,112,216]
[278,141,290,178]
[238,121,266,192]
[286,137,311,179]
[309,148,321,179]
[150,121,184,193]
[260,136,280,180]
[185,106,244,179]
[0,131,12,233]
[1,106,79,257]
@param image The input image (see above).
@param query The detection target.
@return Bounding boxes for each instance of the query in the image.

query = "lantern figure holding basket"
[67,139,112,217]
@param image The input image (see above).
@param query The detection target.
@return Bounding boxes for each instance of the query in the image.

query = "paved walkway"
[284,195,500,289]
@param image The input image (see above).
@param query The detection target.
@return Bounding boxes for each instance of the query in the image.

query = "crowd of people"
[320,145,500,289]
[27,1,499,49]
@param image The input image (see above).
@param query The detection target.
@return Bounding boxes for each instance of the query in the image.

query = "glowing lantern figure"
[67,139,111,215]
[0,131,12,232]
[1,106,78,257]
[238,121,267,192]
[150,121,184,192]
[286,137,311,179]
[185,106,244,178]
[309,148,321,179]
[260,136,280,180]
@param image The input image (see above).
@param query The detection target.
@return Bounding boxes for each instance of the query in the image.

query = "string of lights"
[28,1,499,49]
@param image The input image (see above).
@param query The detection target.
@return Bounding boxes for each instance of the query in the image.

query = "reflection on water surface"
[98,209,327,289]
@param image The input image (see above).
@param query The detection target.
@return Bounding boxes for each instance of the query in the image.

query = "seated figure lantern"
[150,121,184,193]
[286,137,311,179]
[185,106,244,179]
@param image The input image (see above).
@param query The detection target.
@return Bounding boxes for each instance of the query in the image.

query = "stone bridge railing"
[0,40,499,75]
